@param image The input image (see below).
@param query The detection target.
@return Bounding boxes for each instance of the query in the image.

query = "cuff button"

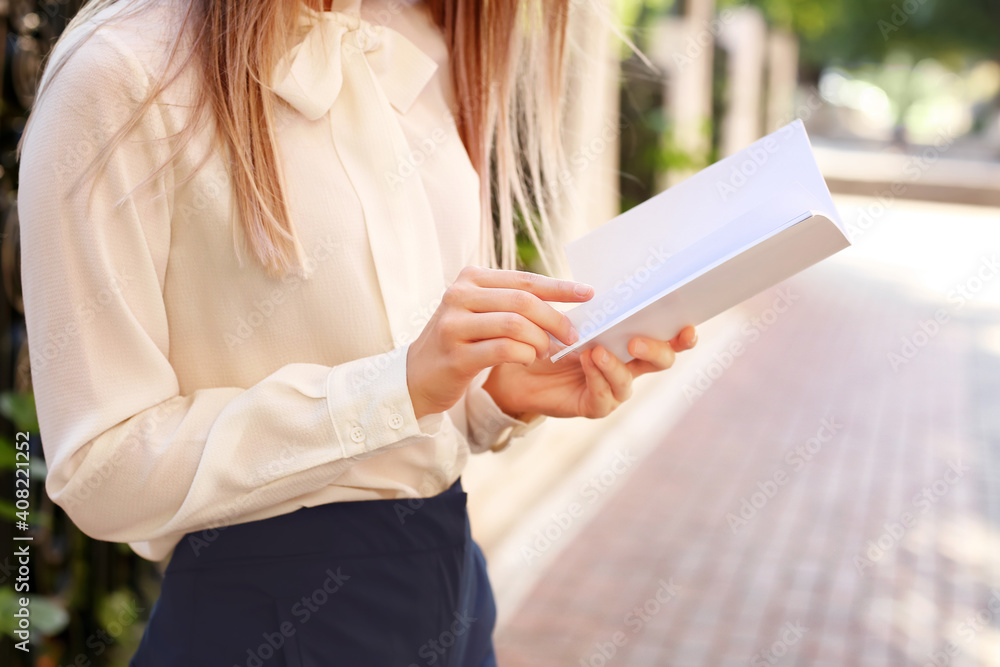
[350,426,366,443]
[388,413,404,429]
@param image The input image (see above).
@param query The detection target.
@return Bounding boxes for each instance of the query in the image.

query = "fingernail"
[634,340,647,356]
[574,283,593,297]
[569,326,580,344]
[597,348,607,364]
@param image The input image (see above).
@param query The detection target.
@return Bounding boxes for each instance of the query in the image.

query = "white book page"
[561,181,820,346]
[549,120,850,363]
[551,212,850,362]
[563,120,843,296]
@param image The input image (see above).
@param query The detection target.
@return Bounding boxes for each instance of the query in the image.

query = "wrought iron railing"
[2,1,161,664]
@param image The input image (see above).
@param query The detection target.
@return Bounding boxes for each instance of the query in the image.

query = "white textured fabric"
[17,0,545,563]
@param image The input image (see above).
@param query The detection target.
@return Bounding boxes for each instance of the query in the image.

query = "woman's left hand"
[481,325,698,421]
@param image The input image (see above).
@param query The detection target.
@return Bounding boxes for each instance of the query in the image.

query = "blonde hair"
[17,0,573,280]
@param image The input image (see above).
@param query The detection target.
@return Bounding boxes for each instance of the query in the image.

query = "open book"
[550,119,851,363]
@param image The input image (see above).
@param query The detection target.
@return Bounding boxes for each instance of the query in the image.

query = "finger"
[457,311,552,360]
[464,287,580,347]
[625,357,661,377]
[460,337,538,370]
[669,325,698,352]
[580,348,615,416]
[591,346,633,403]
[628,336,676,372]
[463,266,594,304]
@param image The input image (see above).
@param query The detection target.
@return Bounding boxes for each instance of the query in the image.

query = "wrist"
[482,365,535,422]
[406,344,431,420]
[411,395,429,421]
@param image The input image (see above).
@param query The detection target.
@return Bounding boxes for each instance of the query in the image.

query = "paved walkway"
[493,197,1000,666]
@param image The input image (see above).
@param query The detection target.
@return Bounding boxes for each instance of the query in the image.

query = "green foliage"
[516,231,542,272]
[719,0,1000,68]
[0,386,155,664]
[0,390,39,433]
[0,436,14,471]
[649,112,715,173]
[0,589,70,639]
[617,0,676,31]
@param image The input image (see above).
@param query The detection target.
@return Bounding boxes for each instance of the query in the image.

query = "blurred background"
[1,0,999,664]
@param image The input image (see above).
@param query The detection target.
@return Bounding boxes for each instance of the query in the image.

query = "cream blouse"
[17,0,545,562]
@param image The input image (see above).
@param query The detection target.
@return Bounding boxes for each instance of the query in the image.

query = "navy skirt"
[130,478,497,667]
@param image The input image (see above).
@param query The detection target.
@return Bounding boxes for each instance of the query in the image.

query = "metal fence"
[1,1,162,664]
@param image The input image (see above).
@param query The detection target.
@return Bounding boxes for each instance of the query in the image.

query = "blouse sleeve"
[463,368,547,454]
[17,28,446,548]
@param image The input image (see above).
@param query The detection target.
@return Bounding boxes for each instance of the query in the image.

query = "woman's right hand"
[406,265,595,420]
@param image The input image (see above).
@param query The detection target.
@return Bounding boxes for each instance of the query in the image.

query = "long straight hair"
[17,0,573,280]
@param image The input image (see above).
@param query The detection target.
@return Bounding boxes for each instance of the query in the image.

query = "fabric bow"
[270,2,449,348]
[271,4,439,121]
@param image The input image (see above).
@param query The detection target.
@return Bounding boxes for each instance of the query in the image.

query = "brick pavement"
[493,206,1000,666]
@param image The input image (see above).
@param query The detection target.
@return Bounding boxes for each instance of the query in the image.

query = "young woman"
[16,0,697,663]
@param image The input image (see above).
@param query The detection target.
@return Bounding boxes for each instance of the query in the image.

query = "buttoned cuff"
[326,342,446,458]
[465,369,547,454]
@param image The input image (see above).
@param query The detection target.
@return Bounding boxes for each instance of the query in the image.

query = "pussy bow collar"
[270,0,448,349]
